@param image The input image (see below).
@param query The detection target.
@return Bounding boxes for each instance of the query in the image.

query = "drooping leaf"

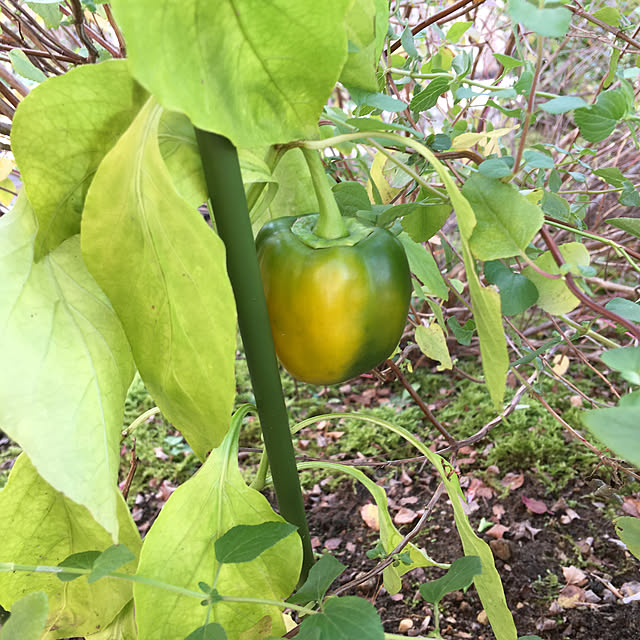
[464,174,543,260]
[616,517,640,561]
[399,233,449,300]
[522,243,590,315]
[0,455,140,640]
[288,555,347,606]
[296,596,384,640]
[410,142,508,409]
[297,461,448,597]
[419,556,482,605]
[82,98,237,458]
[508,0,571,37]
[415,323,453,370]
[214,522,298,565]
[111,0,351,147]
[133,406,302,640]
[157,110,208,208]
[583,408,640,468]
[11,59,148,259]
[484,261,539,316]
[601,347,640,385]
[299,413,517,639]
[0,194,134,537]
[0,592,48,640]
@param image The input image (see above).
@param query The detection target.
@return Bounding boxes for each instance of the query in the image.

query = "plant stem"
[300,147,348,239]
[195,130,313,581]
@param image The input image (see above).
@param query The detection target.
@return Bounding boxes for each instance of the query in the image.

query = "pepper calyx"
[291,214,374,249]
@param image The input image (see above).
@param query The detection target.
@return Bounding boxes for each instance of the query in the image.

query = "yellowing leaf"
[416,323,452,370]
[82,98,236,458]
[367,152,404,203]
[0,156,14,181]
[450,126,518,151]
[0,455,140,639]
[134,407,302,640]
[523,243,590,315]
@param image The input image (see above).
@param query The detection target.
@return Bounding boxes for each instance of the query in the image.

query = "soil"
[298,468,640,640]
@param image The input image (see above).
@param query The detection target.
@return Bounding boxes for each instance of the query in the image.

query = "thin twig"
[385,358,456,446]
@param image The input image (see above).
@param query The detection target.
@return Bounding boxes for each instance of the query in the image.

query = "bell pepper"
[256,212,411,385]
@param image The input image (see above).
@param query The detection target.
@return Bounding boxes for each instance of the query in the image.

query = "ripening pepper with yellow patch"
[255,149,411,386]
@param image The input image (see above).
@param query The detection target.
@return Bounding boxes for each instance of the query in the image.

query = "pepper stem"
[301,147,348,240]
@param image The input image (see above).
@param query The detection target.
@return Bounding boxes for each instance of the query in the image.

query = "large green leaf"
[0,592,48,640]
[583,407,640,468]
[340,0,380,92]
[0,194,134,538]
[11,59,148,260]
[0,455,140,640]
[464,175,543,260]
[111,0,351,148]
[87,600,137,640]
[133,407,302,640]
[82,98,237,458]
[522,243,590,315]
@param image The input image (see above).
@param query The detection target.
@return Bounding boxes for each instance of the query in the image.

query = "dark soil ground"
[2,364,639,640]
[298,470,640,639]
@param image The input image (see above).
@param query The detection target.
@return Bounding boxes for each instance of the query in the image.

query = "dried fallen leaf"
[398,619,413,633]
[467,477,494,501]
[622,496,640,518]
[153,446,169,461]
[492,504,506,521]
[560,508,581,524]
[562,566,588,586]
[552,354,570,375]
[490,539,512,561]
[501,471,525,490]
[394,507,418,525]
[324,537,342,550]
[557,584,585,609]
[522,495,548,514]
[486,524,509,540]
[512,520,542,540]
[360,503,380,531]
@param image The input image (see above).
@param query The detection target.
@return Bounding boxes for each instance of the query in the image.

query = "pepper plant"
[0,1,639,639]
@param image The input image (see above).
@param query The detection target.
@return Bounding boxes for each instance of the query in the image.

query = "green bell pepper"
[256,213,411,385]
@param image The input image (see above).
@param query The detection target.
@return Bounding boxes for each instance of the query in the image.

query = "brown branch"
[0,43,82,64]
[568,3,640,51]
[539,226,640,342]
[385,358,456,446]
[390,0,485,54]
[0,63,29,96]
[68,0,98,62]
[104,3,126,56]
